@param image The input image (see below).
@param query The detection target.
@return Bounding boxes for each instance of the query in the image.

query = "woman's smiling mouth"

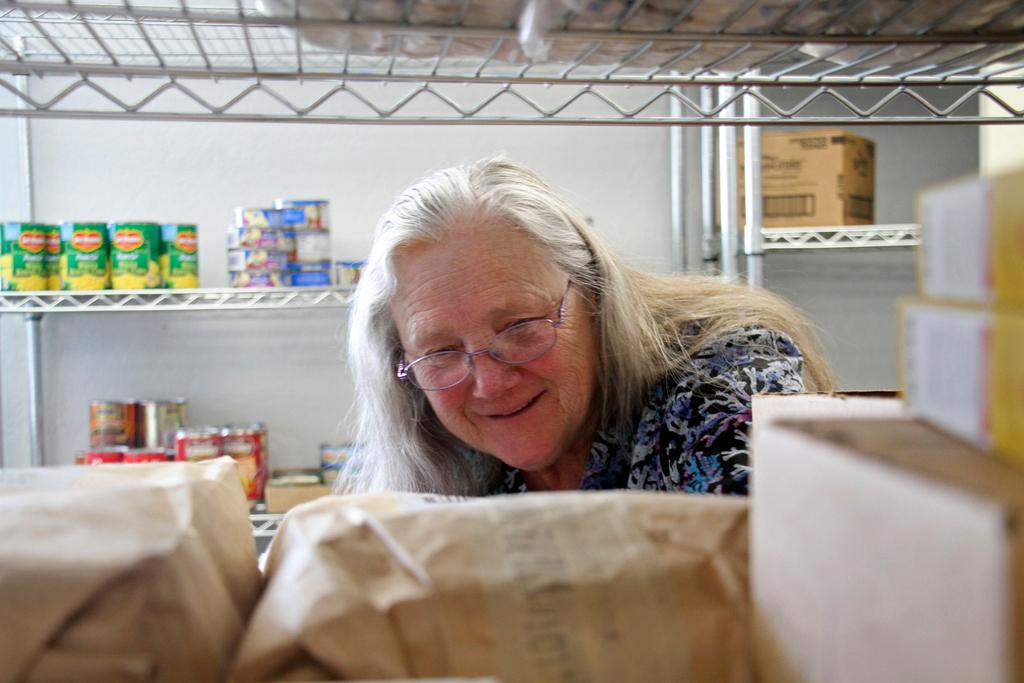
[487,392,544,419]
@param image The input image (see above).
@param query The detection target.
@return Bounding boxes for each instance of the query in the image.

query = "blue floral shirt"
[488,327,805,496]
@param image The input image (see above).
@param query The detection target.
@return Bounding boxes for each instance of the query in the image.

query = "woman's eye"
[424,345,459,356]
[502,318,537,332]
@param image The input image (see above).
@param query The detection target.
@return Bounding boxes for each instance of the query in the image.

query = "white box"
[901,300,1024,466]
[752,393,906,430]
[752,417,1024,683]
[917,169,1024,307]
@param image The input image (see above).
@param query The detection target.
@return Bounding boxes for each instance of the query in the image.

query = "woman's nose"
[470,353,521,398]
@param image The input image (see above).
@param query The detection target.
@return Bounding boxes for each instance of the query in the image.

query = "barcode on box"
[765,194,815,218]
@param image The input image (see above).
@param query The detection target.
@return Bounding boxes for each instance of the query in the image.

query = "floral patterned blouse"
[488,327,805,496]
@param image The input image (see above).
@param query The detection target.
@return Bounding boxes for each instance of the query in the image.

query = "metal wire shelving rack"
[0,0,1022,125]
[250,511,284,539]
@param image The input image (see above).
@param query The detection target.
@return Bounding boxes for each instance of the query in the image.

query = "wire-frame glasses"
[397,283,571,391]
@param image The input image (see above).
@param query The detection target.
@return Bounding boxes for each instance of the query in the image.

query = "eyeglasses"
[397,283,571,391]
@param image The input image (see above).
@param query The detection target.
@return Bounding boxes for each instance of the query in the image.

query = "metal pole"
[683,99,703,272]
[699,86,717,272]
[669,91,686,273]
[25,313,44,467]
[743,82,765,288]
[18,70,41,467]
[17,74,34,219]
[717,85,739,279]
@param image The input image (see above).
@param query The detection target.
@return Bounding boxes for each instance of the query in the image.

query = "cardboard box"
[752,417,1024,683]
[264,483,332,513]
[901,300,1024,467]
[917,168,1024,308]
[752,392,906,428]
[738,129,875,228]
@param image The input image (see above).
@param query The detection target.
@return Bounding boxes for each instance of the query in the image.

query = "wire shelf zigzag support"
[1,72,1021,123]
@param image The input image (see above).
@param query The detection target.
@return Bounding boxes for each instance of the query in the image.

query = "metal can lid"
[176,426,222,438]
[274,199,328,206]
[87,446,130,455]
[222,421,266,435]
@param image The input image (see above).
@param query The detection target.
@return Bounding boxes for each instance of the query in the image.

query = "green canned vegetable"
[45,225,61,290]
[160,223,199,289]
[109,222,161,289]
[60,222,110,290]
[1,223,49,291]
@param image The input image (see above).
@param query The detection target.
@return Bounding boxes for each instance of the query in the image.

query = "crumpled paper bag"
[0,457,261,682]
[233,491,749,682]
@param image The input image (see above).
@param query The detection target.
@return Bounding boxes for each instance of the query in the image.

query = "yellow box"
[917,167,1024,308]
[901,299,1024,467]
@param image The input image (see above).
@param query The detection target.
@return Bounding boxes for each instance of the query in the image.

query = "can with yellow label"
[160,223,199,288]
[109,222,161,289]
[60,222,110,290]
[1,222,50,291]
[44,225,61,290]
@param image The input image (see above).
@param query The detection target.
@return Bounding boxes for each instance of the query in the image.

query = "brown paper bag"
[0,458,261,682]
[233,491,749,683]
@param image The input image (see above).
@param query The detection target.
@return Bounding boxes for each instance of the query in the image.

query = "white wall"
[0,79,982,469]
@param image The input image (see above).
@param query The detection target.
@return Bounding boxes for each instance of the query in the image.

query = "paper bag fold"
[233,491,750,683]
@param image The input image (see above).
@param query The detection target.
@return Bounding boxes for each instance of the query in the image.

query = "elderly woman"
[346,158,833,496]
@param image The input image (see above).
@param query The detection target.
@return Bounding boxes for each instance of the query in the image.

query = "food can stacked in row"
[228,199,332,288]
[320,442,357,488]
[1,222,199,291]
[175,423,269,501]
[86,398,188,463]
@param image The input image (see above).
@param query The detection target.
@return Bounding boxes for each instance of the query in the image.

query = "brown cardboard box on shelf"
[264,482,332,513]
[752,417,1024,683]
[738,128,875,228]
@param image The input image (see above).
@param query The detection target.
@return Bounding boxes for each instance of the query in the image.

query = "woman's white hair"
[345,157,832,495]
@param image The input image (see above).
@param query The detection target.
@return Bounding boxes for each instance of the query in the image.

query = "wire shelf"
[760,224,921,250]
[0,286,353,313]
[250,512,284,538]
[1,0,1022,123]
[2,74,1022,124]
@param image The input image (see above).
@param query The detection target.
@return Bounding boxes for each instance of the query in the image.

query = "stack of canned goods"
[83,397,270,503]
[0,221,199,291]
[175,423,269,502]
[85,398,188,464]
[319,442,357,488]
[228,199,332,288]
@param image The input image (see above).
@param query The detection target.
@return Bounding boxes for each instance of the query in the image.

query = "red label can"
[123,448,168,464]
[89,400,137,448]
[222,423,267,501]
[85,448,126,464]
[173,427,223,462]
